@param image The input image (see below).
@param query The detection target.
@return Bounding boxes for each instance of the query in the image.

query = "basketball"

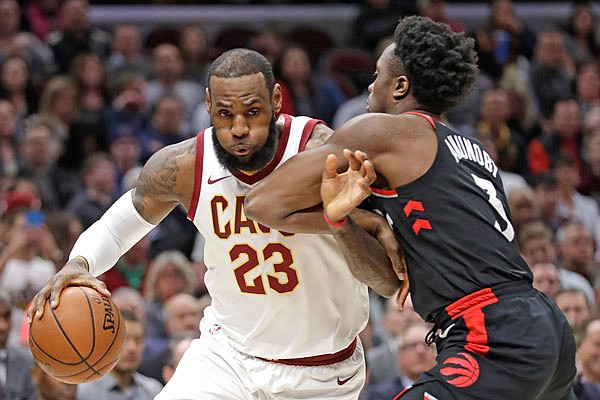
[28,286,126,384]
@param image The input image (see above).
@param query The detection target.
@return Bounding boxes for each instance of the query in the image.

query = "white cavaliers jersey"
[187,114,369,359]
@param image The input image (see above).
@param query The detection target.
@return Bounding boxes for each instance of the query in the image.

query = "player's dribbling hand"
[27,258,110,323]
[321,149,376,222]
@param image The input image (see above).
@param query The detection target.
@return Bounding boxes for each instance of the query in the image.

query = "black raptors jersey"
[365,112,532,321]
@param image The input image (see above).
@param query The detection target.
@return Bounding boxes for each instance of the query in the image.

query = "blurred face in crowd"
[559,224,595,268]
[552,100,580,138]
[579,320,600,383]
[576,63,600,102]
[2,56,28,92]
[31,364,77,400]
[480,89,511,126]
[113,24,142,58]
[152,97,184,136]
[61,0,89,33]
[0,300,11,348]
[534,31,566,69]
[508,187,540,230]
[0,0,20,35]
[280,47,311,86]
[152,44,184,82]
[0,100,16,137]
[520,234,557,266]
[156,262,187,302]
[555,290,591,334]
[397,323,437,381]
[530,262,561,299]
[164,293,202,336]
[115,319,145,373]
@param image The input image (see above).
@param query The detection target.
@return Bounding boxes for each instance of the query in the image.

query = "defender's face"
[367,44,396,114]
[207,73,276,163]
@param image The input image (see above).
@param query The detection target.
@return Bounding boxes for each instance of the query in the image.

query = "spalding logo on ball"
[29,286,126,384]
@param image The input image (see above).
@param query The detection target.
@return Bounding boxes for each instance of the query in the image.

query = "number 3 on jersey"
[471,174,515,241]
[231,243,299,294]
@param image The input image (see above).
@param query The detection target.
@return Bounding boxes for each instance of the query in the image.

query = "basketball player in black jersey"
[246,16,577,400]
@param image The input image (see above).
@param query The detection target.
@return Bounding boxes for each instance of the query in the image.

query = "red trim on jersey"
[298,118,323,152]
[230,113,293,185]
[445,287,499,356]
[402,111,439,128]
[372,187,398,197]
[187,130,205,221]
[393,386,410,399]
[258,337,357,366]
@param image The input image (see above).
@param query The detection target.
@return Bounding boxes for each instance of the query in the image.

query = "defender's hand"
[321,149,376,222]
[27,258,110,323]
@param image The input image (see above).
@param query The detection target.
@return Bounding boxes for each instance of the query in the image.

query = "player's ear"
[205,87,211,111]
[272,83,283,114]
[393,76,409,101]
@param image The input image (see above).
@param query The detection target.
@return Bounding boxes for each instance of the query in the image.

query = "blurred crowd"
[1,0,600,398]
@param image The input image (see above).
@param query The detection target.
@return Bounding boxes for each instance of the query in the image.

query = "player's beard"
[213,113,279,172]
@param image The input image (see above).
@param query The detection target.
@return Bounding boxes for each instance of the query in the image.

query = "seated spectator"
[98,235,150,295]
[143,250,196,341]
[105,23,151,90]
[0,55,39,122]
[46,0,111,74]
[574,318,600,399]
[0,100,19,179]
[556,220,598,284]
[17,120,81,213]
[67,152,118,229]
[508,185,541,235]
[77,310,163,400]
[25,362,77,400]
[518,220,595,306]
[178,24,210,87]
[367,294,421,388]
[367,322,436,400]
[554,288,592,344]
[530,262,561,299]
[0,289,33,399]
[161,333,194,384]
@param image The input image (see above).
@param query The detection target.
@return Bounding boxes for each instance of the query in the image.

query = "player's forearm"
[329,218,401,297]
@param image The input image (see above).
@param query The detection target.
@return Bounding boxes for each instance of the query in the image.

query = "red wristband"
[323,209,348,227]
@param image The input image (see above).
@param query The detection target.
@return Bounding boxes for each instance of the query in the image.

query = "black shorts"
[395,281,577,400]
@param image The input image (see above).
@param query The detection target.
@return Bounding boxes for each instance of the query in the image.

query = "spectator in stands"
[45,210,82,267]
[105,23,151,89]
[530,262,562,299]
[507,185,540,235]
[367,322,436,400]
[0,100,19,179]
[108,129,142,195]
[33,75,79,157]
[472,0,536,80]
[416,0,465,33]
[555,288,592,344]
[160,334,194,384]
[98,235,150,294]
[23,0,61,42]
[16,120,80,212]
[143,250,196,342]
[518,220,595,306]
[110,286,146,327]
[574,318,600,399]
[140,293,203,383]
[529,28,575,121]
[0,0,56,89]
[531,172,562,232]
[46,0,111,74]
[178,24,210,87]
[140,95,190,162]
[0,289,33,399]
[574,60,600,120]
[77,310,163,400]
[26,361,77,400]
[553,153,599,238]
[145,43,202,126]
[67,152,117,229]
[105,71,149,146]
[563,2,600,66]
[351,0,411,51]
[0,210,59,308]
[528,99,585,179]
[582,128,600,206]
[367,294,421,388]
[470,87,527,175]
[556,220,598,285]
[0,55,39,123]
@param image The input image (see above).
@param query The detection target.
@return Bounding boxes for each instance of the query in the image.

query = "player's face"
[208,73,282,172]
[367,44,397,114]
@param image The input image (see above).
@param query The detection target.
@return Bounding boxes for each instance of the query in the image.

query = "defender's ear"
[393,76,410,101]
[205,87,211,111]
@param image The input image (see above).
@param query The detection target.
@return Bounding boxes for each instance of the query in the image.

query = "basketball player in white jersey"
[27,49,403,399]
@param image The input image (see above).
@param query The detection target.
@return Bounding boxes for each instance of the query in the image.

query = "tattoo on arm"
[135,140,195,221]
